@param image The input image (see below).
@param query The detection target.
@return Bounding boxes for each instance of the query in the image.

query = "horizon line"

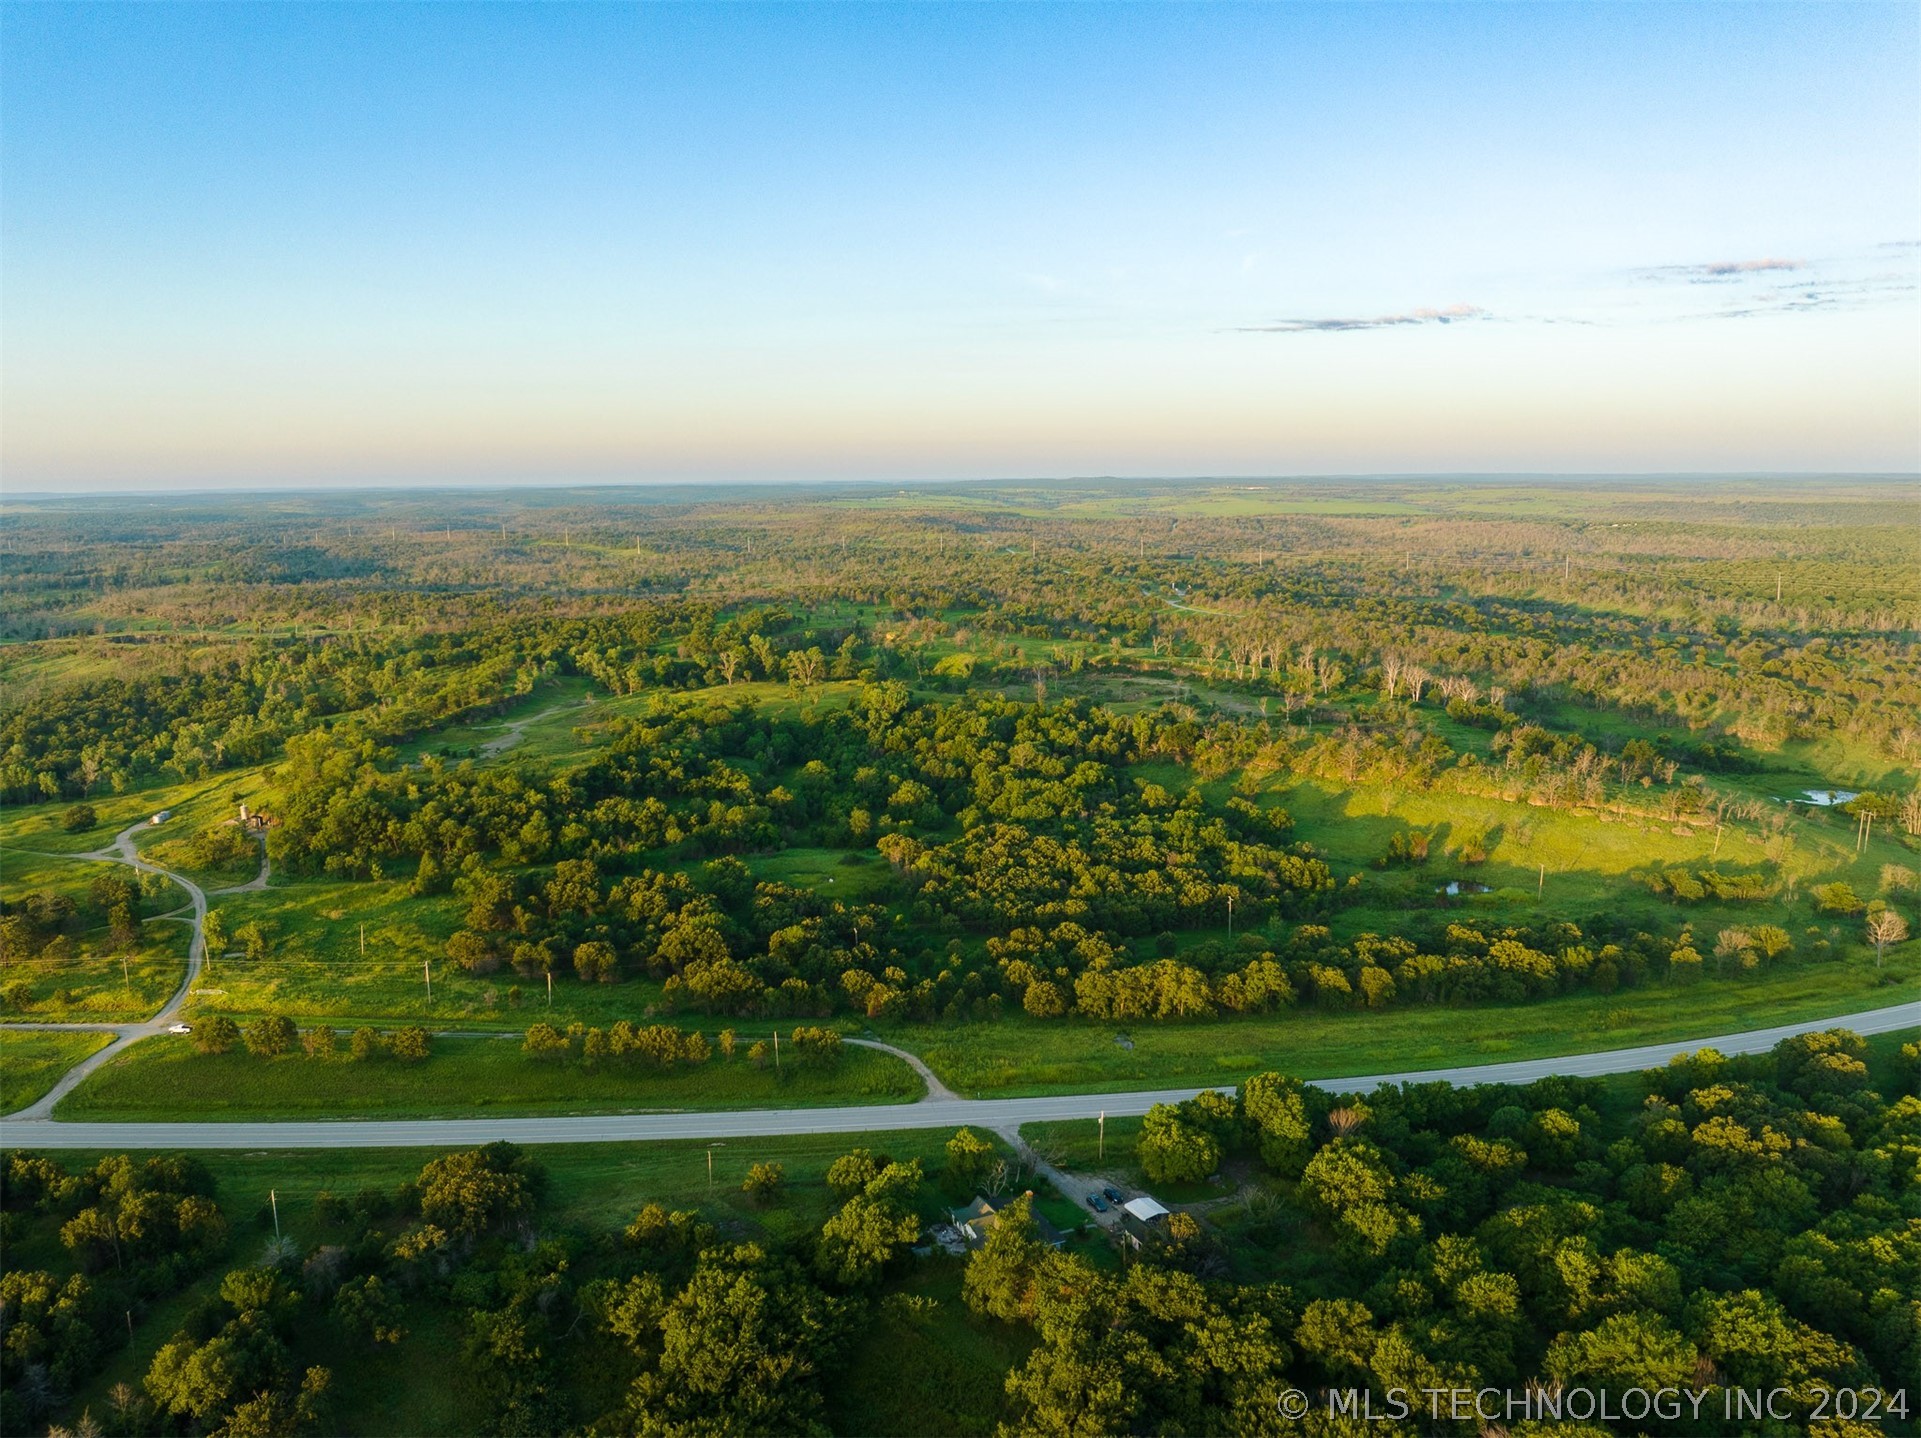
[6,470,1919,503]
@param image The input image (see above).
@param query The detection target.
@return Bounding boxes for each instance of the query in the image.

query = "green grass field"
[0,773,228,855]
[61,941,1915,1117]
[56,1032,923,1120]
[0,1028,114,1112]
[882,953,1919,1095]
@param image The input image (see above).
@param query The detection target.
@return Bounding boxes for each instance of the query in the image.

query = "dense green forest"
[2,482,1915,1052]
[4,482,1917,1035]
[1,478,1917,1435]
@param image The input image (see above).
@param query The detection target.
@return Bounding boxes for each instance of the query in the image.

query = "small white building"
[1119,1195,1172,1249]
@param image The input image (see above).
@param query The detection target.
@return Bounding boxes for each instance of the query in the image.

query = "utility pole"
[706,1143,725,1193]
[270,1189,280,1241]
[359,923,365,958]
[1712,824,1724,860]
[1537,863,1546,898]
[773,1030,781,1073]
[1098,1111,1106,1162]
[423,960,431,1005]
[546,971,553,1006]
[1226,892,1234,936]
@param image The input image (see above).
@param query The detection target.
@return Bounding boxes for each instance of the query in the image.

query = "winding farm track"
[3,829,1915,1150]
[4,823,209,1119]
[477,698,593,758]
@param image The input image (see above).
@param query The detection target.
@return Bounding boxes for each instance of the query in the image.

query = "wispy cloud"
[1702,257,1804,277]
[1239,303,1488,334]
[1624,246,1915,321]
[1636,256,1807,285]
[1230,246,1913,339]
[1691,274,1915,322]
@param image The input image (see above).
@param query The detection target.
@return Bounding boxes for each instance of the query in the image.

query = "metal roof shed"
[1121,1196,1170,1222]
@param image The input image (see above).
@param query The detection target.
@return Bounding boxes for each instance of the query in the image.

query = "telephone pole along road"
[5,1000,1913,1151]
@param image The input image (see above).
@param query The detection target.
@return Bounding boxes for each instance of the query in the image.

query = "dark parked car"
[1101,1186,1123,1204]
[1085,1192,1109,1213]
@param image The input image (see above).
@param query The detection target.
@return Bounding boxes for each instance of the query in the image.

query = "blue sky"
[3,2,1916,489]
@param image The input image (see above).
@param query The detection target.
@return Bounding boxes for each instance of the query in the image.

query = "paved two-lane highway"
[7,1000,1912,1150]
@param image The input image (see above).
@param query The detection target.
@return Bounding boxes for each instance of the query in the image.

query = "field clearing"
[193,877,470,1019]
[1270,773,1909,946]
[748,846,895,902]
[0,1028,114,1111]
[128,773,274,862]
[144,827,264,887]
[883,954,1920,1095]
[826,1262,1034,1437]
[388,675,599,766]
[57,1032,922,1119]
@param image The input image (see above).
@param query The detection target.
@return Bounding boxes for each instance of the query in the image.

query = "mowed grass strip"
[55,1033,923,1120]
[0,1029,115,1112]
[886,955,1921,1095]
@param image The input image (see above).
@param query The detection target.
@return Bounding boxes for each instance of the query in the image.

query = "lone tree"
[200,908,228,959]
[944,1129,997,1194]
[244,1015,296,1057]
[194,1015,240,1055]
[1865,908,1909,966]
[389,1026,432,1063]
[742,1162,785,1203]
